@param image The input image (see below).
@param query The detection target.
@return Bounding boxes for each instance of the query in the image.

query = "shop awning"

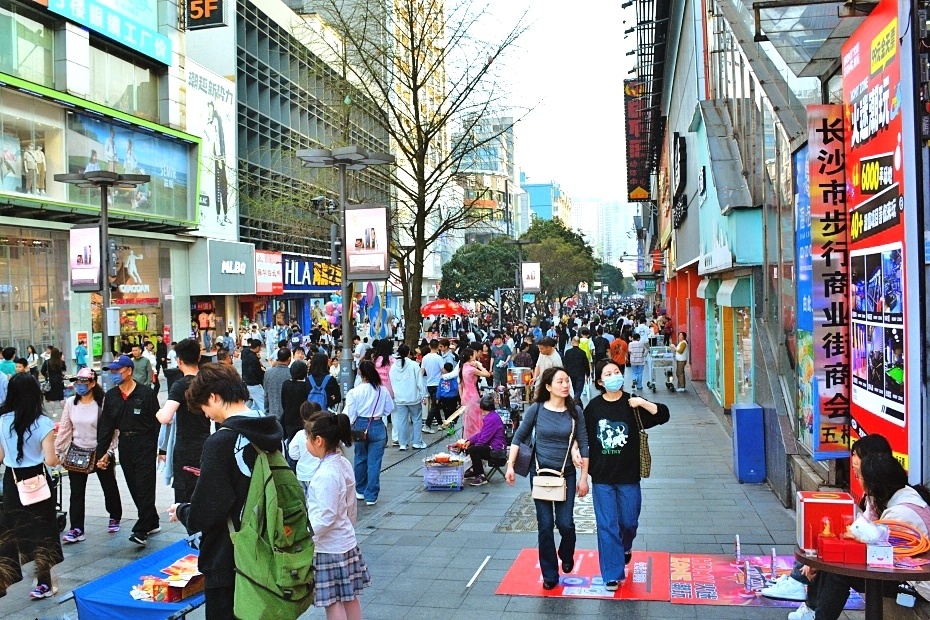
[696,279,719,299]
[716,278,752,307]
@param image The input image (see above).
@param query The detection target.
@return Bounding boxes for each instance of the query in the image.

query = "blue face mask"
[109,371,124,386]
[603,374,624,393]
[74,384,90,396]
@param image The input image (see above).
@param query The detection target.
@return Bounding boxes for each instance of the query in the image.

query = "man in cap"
[95,355,161,546]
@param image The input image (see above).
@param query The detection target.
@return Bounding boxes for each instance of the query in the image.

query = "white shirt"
[167,350,178,369]
[535,351,562,378]
[421,352,444,387]
[306,454,358,554]
[288,432,321,482]
[142,349,157,367]
[344,383,394,424]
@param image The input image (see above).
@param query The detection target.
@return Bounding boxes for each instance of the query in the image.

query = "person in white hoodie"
[389,344,427,450]
[792,452,930,620]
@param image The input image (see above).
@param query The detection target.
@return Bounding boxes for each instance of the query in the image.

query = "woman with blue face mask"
[54,368,122,544]
[582,359,670,592]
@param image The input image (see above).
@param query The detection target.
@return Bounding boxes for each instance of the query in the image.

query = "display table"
[65,539,205,620]
[795,548,930,620]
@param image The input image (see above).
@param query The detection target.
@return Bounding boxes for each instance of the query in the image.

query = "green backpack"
[229,441,315,620]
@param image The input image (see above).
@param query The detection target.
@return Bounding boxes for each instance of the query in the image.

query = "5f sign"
[187,0,227,30]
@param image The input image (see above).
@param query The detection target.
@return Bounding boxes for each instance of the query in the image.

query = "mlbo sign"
[221,260,247,275]
[187,0,227,30]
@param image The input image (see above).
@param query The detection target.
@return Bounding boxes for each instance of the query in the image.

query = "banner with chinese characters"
[802,105,850,460]
[842,0,909,468]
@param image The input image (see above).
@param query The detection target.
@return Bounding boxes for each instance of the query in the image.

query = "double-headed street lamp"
[296,146,394,397]
[55,171,150,368]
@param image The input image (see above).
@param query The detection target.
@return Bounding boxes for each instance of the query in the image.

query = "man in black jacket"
[562,336,590,404]
[240,338,265,413]
[95,354,160,546]
[169,363,283,620]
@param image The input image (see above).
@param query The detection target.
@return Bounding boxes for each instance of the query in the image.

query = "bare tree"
[308,0,530,344]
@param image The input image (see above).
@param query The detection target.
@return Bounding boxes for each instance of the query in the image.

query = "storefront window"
[89,42,159,121]
[711,301,723,401]
[734,307,754,403]
[0,0,55,87]
[64,111,196,222]
[0,88,65,201]
[0,228,67,355]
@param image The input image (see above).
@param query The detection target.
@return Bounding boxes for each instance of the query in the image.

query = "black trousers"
[118,432,160,535]
[806,569,898,620]
[164,368,183,392]
[466,444,492,476]
[205,585,235,620]
[424,386,443,427]
[67,461,122,531]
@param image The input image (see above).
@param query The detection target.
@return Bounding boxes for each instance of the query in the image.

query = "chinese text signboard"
[282,254,342,293]
[842,0,909,468]
[624,80,651,202]
[799,106,851,460]
[255,251,283,295]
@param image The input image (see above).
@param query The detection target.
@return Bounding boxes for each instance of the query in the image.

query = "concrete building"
[522,178,571,224]
[631,0,929,501]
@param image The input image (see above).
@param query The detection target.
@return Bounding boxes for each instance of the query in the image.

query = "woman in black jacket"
[280,360,311,447]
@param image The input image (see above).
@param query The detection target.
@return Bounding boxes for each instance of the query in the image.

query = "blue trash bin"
[731,403,765,483]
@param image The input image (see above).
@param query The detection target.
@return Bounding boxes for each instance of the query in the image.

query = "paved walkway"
[4,376,864,619]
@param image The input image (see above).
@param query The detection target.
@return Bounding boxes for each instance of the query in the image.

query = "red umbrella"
[420,299,469,316]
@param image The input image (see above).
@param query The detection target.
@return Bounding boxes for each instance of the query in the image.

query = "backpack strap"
[308,375,320,390]
[217,425,253,478]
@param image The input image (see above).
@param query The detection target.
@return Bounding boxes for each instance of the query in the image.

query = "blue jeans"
[630,365,644,387]
[531,472,577,584]
[395,403,422,447]
[592,482,642,582]
[353,418,386,502]
[246,384,265,414]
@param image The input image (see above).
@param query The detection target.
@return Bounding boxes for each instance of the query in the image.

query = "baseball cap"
[103,354,135,371]
[70,368,97,380]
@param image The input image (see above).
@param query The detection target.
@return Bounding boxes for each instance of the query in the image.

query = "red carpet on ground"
[495,549,670,600]
[497,550,864,610]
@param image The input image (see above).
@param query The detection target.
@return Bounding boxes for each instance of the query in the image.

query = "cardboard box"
[867,544,894,568]
[145,574,205,603]
[796,491,856,550]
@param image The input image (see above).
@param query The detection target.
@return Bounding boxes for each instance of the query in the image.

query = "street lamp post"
[504,238,539,323]
[55,171,150,371]
[296,146,394,397]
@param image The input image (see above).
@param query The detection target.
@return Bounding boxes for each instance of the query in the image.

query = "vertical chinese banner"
[794,145,814,453]
[806,106,850,460]
[842,0,909,468]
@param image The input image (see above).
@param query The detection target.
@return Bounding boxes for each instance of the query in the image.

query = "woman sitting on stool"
[462,394,506,487]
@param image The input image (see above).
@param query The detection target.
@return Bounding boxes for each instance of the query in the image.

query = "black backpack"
[593,336,609,362]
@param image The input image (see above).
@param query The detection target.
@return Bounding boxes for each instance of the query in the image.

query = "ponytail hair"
[305,411,352,451]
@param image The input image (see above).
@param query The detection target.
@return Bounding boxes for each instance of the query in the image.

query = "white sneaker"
[787,602,815,620]
[421,425,435,434]
[761,575,807,601]
[676,388,686,392]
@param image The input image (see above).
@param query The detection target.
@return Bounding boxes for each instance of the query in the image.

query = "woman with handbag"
[54,368,122,544]
[0,373,62,599]
[505,367,589,590]
[583,359,670,591]
[345,360,394,506]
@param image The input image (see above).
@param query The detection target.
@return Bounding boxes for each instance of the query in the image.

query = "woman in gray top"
[506,366,589,590]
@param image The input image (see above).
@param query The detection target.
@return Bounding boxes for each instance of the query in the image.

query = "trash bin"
[731,403,765,483]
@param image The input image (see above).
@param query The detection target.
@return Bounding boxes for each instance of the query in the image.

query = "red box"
[843,538,867,564]
[818,534,846,562]
[796,491,855,550]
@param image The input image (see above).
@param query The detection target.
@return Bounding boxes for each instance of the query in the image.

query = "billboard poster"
[255,250,283,295]
[70,225,102,292]
[186,60,237,241]
[803,106,851,460]
[282,254,342,293]
[624,80,651,202]
[842,0,909,468]
[65,112,195,222]
[47,0,171,65]
[344,204,388,282]
[521,262,541,293]
[795,145,814,454]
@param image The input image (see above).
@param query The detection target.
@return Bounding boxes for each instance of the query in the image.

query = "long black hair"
[458,347,475,381]
[861,453,930,515]
[397,344,410,368]
[0,373,46,462]
[357,360,382,387]
[72,378,105,407]
[533,366,578,420]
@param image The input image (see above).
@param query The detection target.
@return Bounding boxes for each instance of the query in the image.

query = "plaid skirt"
[313,546,371,607]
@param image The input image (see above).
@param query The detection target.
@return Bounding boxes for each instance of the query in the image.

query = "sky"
[489,0,637,204]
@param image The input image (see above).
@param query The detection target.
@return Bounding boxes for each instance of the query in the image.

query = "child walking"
[305,411,371,619]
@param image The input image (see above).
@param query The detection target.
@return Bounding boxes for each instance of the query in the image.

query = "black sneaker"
[605,580,620,591]
[129,532,148,546]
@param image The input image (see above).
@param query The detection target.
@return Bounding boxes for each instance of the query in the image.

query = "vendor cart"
[645,345,676,393]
